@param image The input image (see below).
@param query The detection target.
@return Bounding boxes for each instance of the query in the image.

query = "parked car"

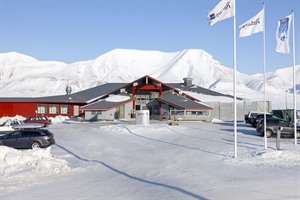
[256,118,300,138]
[0,128,55,149]
[23,116,52,127]
[252,114,276,128]
[244,111,270,126]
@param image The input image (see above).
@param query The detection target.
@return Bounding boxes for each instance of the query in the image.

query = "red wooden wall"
[0,102,37,117]
[0,102,82,118]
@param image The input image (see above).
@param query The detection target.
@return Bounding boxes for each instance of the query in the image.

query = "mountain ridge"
[0,49,299,110]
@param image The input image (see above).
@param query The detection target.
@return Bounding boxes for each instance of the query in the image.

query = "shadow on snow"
[56,144,208,200]
[120,125,227,157]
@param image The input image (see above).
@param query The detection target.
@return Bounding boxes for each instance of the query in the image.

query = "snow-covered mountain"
[0,49,299,109]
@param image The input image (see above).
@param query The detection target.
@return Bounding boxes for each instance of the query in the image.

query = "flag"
[207,0,235,26]
[239,8,264,37]
[276,14,292,54]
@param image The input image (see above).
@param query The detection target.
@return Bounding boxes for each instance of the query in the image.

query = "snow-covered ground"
[1,118,299,200]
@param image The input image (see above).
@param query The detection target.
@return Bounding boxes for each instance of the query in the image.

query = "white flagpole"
[233,1,237,158]
[263,3,267,149]
[292,10,297,145]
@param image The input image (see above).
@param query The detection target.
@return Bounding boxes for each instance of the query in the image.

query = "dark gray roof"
[82,96,134,110]
[0,76,241,104]
[165,83,244,100]
[158,92,212,110]
[71,83,127,102]
[0,97,43,103]
[0,83,127,103]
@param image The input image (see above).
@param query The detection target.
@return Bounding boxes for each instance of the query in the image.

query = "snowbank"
[211,118,224,123]
[49,115,70,123]
[223,148,300,168]
[0,115,70,125]
[0,146,71,195]
[0,146,70,177]
[0,115,25,124]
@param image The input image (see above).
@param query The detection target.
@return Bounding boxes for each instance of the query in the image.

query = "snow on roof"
[105,95,130,102]
[81,95,133,110]
[183,90,244,103]
[159,92,212,110]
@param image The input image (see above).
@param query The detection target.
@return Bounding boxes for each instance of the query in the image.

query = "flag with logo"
[239,8,264,37]
[207,0,235,26]
[276,14,292,54]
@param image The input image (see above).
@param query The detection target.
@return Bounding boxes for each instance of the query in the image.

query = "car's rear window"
[43,130,53,136]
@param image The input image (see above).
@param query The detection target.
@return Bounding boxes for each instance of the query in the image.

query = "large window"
[61,105,70,114]
[37,104,47,114]
[170,110,210,117]
[189,111,210,116]
[91,110,102,114]
[49,104,59,114]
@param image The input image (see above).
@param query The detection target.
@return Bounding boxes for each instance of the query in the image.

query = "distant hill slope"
[0,49,299,109]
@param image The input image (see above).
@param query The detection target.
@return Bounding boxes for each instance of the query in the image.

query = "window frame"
[37,104,47,114]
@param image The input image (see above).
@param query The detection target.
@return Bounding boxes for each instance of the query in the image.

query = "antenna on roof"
[66,81,72,95]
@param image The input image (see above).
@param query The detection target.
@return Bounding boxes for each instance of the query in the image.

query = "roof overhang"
[81,97,134,111]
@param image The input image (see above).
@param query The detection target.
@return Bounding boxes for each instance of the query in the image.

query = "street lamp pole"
[285,90,288,110]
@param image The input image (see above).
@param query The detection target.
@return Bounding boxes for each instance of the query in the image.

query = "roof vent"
[183,78,193,87]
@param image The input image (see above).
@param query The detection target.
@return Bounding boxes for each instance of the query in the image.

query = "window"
[61,105,70,114]
[91,110,102,114]
[49,104,59,114]
[190,111,209,116]
[170,110,210,117]
[200,111,210,116]
[153,105,160,115]
[8,131,22,138]
[37,104,47,114]
[29,131,41,136]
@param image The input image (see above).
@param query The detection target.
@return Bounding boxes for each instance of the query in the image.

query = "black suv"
[256,118,300,138]
[245,111,270,126]
[0,129,55,149]
[252,114,275,127]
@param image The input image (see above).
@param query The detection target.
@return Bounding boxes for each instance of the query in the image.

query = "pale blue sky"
[0,0,299,75]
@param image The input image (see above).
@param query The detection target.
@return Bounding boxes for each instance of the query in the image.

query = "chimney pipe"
[183,78,193,87]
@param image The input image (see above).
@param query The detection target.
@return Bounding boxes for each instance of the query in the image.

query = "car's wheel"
[265,130,272,138]
[31,141,41,149]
